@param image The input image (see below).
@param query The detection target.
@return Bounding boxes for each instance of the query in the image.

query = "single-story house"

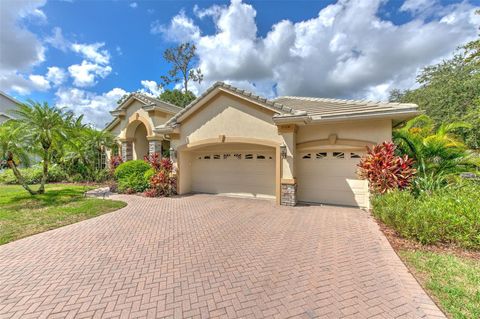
[0,91,18,124]
[106,82,419,208]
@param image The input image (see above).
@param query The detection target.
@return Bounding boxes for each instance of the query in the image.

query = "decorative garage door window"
[196,152,274,160]
[300,151,363,160]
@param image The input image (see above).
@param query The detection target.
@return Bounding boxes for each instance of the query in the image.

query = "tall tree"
[160,42,203,93]
[158,89,196,108]
[10,101,80,194]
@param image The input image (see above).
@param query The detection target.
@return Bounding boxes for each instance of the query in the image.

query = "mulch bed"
[375,219,480,260]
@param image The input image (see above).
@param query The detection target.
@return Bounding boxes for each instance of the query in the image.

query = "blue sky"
[1,0,479,127]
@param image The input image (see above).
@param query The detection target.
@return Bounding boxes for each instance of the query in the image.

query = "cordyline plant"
[358,141,416,194]
[144,153,176,197]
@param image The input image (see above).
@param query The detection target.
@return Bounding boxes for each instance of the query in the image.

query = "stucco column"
[120,139,133,162]
[278,125,297,206]
[147,136,163,156]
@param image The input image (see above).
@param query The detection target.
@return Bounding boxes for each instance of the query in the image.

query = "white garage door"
[297,151,368,207]
[191,149,276,199]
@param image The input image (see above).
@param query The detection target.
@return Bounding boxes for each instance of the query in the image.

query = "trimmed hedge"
[372,182,480,249]
[114,160,151,193]
[0,164,67,185]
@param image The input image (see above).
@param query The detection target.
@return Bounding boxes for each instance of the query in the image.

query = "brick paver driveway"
[0,194,445,319]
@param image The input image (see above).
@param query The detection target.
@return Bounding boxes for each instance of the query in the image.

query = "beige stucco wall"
[297,119,392,145]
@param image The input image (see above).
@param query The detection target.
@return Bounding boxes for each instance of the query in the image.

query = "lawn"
[0,184,126,245]
[400,250,480,319]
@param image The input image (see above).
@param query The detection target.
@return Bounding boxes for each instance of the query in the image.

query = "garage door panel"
[191,150,275,199]
[297,152,368,207]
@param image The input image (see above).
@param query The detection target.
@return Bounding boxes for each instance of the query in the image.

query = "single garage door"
[191,149,276,199]
[297,150,368,207]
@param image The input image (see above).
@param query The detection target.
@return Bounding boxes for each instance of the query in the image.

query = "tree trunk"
[37,153,49,194]
[6,151,38,195]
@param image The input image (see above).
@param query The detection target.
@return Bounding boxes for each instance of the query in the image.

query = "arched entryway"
[133,123,149,160]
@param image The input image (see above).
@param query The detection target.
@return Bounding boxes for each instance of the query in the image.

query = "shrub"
[0,164,67,184]
[109,155,123,172]
[114,160,150,180]
[372,181,480,249]
[358,141,416,194]
[144,156,176,197]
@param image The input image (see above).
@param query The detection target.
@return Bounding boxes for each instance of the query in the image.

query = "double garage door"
[297,150,368,207]
[189,147,368,207]
[191,149,276,199]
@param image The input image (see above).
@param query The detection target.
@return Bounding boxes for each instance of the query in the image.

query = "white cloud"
[28,74,50,91]
[140,80,163,96]
[0,0,46,94]
[46,66,67,86]
[130,2,138,9]
[55,87,127,128]
[45,27,70,52]
[162,0,479,100]
[68,60,112,87]
[71,42,110,65]
[400,0,437,15]
[151,10,201,42]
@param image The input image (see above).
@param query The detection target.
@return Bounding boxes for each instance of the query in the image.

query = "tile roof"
[114,92,183,114]
[273,96,418,120]
[163,82,304,127]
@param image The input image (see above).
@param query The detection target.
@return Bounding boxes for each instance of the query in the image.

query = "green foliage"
[0,164,67,185]
[372,182,480,249]
[390,40,480,149]
[118,174,149,193]
[143,168,155,182]
[0,121,31,168]
[158,89,196,107]
[393,115,479,194]
[114,160,150,180]
[114,160,150,193]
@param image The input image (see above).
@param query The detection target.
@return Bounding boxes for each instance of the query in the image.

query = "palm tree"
[10,100,78,194]
[393,115,479,191]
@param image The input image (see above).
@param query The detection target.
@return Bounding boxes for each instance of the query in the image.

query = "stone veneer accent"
[121,141,132,162]
[281,183,297,206]
[148,141,162,156]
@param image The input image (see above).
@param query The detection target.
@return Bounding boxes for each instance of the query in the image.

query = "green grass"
[0,184,126,245]
[400,250,480,319]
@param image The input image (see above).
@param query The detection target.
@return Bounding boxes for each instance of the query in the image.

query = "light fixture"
[280,144,287,159]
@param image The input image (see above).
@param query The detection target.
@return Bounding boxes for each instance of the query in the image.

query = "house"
[106,82,419,207]
[0,91,19,124]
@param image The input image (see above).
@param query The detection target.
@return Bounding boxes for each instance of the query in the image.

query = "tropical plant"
[0,121,31,169]
[358,141,416,194]
[144,155,176,197]
[114,160,151,194]
[393,115,479,186]
[7,101,79,194]
[158,89,196,107]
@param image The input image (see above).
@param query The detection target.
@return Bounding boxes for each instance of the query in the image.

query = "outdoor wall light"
[280,144,287,159]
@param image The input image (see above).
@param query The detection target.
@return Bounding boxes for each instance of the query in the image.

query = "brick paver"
[0,194,445,318]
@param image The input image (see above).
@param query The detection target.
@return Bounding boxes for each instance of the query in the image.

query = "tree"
[158,89,196,108]
[390,40,480,149]
[160,42,203,93]
[9,101,79,194]
[393,115,479,177]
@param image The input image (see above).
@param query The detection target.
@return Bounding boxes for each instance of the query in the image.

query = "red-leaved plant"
[144,154,176,197]
[358,141,416,194]
[109,155,123,172]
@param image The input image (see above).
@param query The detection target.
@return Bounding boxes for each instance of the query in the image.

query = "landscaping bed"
[0,184,126,245]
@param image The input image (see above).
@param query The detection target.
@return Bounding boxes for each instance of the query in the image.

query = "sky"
[0,0,479,128]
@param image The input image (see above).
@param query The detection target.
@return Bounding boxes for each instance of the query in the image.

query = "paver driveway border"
[0,194,445,318]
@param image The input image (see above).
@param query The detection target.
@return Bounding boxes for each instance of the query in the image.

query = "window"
[350,152,361,159]
[204,155,211,159]
[197,156,202,160]
[234,153,242,160]
[256,154,266,159]
[245,154,253,159]
[302,153,311,159]
[333,152,345,159]
[223,153,231,160]
[315,152,327,159]
[213,154,220,160]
